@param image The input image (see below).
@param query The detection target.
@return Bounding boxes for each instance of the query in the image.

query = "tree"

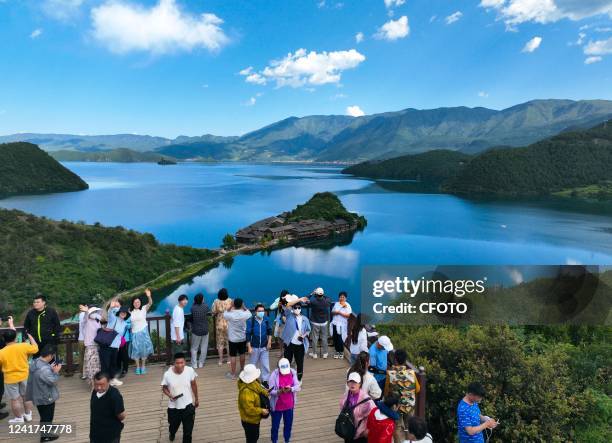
[221,233,237,250]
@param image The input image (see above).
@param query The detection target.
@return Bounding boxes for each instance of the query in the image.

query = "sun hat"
[117,306,131,319]
[239,364,261,384]
[87,306,101,315]
[314,287,324,295]
[347,372,362,384]
[378,335,394,351]
[278,358,291,375]
[284,294,299,304]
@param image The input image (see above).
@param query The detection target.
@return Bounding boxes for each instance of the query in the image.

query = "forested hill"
[342,121,612,199]
[342,150,471,188]
[0,142,89,198]
[446,120,612,197]
[0,209,217,316]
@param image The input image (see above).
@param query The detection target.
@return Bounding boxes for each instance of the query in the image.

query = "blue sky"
[1,0,611,137]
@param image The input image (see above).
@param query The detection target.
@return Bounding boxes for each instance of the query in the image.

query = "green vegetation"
[287,192,367,228]
[0,208,217,317]
[221,233,238,249]
[553,181,612,201]
[50,148,174,163]
[342,149,470,190]
[0,142,88,198]
[379,324,611,442]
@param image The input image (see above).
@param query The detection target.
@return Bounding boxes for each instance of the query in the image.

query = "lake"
[2,162,612,315]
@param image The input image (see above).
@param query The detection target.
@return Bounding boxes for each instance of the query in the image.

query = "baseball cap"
[347,372,362,384]
[278,358,291,375]
[378,335,394,351]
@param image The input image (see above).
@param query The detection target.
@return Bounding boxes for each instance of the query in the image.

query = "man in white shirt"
[171,295,188,355]
[161,352,199,443]
[222,298,252,380]
[78,302,88,380]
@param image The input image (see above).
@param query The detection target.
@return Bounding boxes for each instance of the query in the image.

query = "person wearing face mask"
[246,304,272,388]
[457,382,498,443]
[280,295,311,382]
[303,287,332,359]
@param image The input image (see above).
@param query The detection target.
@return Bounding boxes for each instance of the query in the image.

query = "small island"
[157,158,177,165]
[235,192,367,245]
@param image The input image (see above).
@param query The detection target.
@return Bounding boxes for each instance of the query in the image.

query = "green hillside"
[447,120,612,197]
[287,192,367,227]
[0,209,217,316]
[0,142,89,198]
[51,148,174,163]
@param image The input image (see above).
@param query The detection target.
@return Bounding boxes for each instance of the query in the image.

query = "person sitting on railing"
[81,306,102,385]
[23,294,60,359]
[331,292,352,359]
[211,288,233,366]
[383,349,420,443]
[281,295,311,382]
[246,303,272,388]
[368,336,394,390]
[303,287,332,359]
[223,298,252,381]
[128,289,154,375]
[348,352,382,401]
[0,316,38,424]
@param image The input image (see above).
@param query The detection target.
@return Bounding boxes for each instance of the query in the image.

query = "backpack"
[335,396,371,440]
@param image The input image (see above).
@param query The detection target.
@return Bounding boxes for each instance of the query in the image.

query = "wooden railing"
[1,306,427,418]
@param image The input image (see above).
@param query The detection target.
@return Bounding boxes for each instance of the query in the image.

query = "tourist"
[0,317,37,423]
[171,294,188,354]
[0,317,7,420]
[369,336,393,390]
[161,352,199,443]
[78,302,89,380]
[189,293,210,369]
[82,306,102,385]
[116,304,132,378]
[281,295,311,381]
[104,300,130,386]
[237,364,270,443]
[331,291,352,359]
[271,289,289,358]
[211,288,232,365]
[25,344,62,442]
[366,394,400,443]
[268,358,300,443]
[406,416,433,443]
[246,303,272,387]
[457,382,498,443]
[90,371,126,443]
[348,351,382,400]
[304,287,332,359]
[383,349,420,443]
[346,314,369,364]
[223,297,252,380]
[23,294,61,358]
[129,289,154,375]
[338,372,375,443]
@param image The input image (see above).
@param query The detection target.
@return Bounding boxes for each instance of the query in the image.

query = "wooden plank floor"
[1,354,349,442]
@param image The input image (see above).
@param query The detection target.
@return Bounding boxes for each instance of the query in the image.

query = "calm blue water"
[2,162,611,315]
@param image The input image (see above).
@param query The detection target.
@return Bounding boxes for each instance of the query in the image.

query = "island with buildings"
[234,192,367,245]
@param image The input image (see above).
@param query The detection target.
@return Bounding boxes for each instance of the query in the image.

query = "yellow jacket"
[237,379,269,424]
[0,342,39,384]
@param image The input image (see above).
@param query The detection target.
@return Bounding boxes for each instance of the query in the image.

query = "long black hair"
[217,288,229,301]
[348,351,370,379]
[348,313,364,345]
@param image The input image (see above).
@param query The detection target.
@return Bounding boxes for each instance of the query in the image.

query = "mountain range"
[2,99,612,163]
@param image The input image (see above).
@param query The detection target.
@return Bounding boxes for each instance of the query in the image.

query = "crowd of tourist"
[0,288,499,443]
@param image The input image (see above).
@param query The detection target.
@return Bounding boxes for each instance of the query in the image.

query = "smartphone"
[172,393,184,401]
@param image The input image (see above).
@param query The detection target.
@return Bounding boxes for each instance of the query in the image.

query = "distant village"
[235,212,355,244]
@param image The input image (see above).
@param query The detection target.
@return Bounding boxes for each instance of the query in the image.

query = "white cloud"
[596,27,612,32]
[445,11,463,24]
[241,48,365,88]
[430,15,437,23]
[332,93,348,100]
[384,0,405,8]
[91,0,229,55]
[522,36,542,52]
[375,16,409,41]
[42,0,83,21]
[346,105,365,117]
[478,91,489,97]
[479,0,612,28]
[355,32,364,43]
[575,32,587,45]
[30,28,43,39]
[585,56,603,64]
[584,36,612,55]
[243,96,257,106]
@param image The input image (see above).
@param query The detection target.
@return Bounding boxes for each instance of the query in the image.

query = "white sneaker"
[110,378,123,386]
[199,362,205,368]
[23,411,33,422]
[333,353,339,359]
[308,352,314,358]
[312,354,318,359]
[8,416,24,424]
[338,353,344,359]
[322,353,328,359]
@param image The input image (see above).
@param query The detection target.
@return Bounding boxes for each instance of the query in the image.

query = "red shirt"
[367,407,395,443]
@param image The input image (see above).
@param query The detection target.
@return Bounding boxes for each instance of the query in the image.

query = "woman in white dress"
[330,291,352,359]
[129,288,154,374]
